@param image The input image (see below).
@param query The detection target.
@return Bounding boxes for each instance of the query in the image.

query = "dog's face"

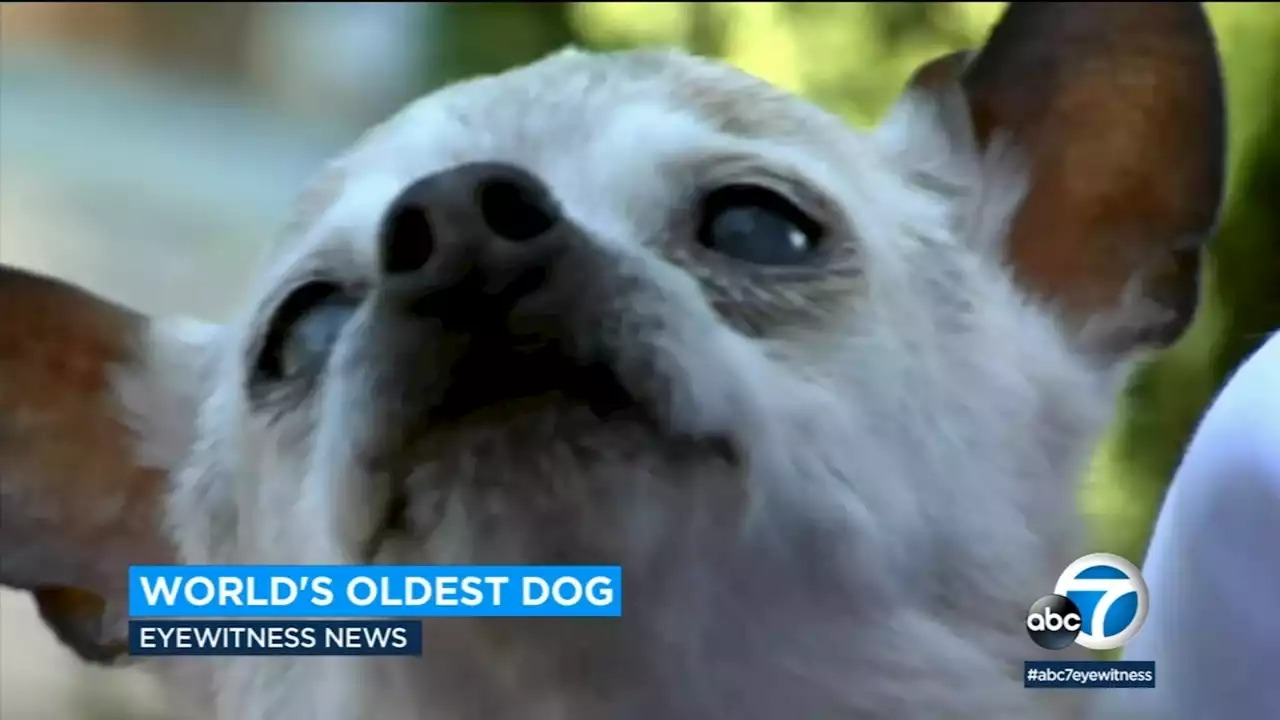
[0,4,1225,719]
[197,48,1044,575]
[206,48,901,569]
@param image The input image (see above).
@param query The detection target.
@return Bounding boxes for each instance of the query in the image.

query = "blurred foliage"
[426,3,578,85]
[422,2,1280,563]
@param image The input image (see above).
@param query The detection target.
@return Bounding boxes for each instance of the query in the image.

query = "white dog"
[0,4,1225,719]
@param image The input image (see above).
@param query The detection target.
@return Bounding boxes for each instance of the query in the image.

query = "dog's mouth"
[362,339,651,560]
[361,326,739,561]
[431,338,642,425]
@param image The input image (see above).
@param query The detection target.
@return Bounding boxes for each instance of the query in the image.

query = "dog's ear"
[901,3,1227,354]
[0,265,214,664]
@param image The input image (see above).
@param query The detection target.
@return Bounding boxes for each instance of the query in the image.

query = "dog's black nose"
[377,162,564,294]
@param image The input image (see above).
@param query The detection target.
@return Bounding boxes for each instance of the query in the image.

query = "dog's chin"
[362,347,734,562]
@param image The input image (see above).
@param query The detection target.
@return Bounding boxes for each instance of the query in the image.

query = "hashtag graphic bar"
[1024,661,1156,689]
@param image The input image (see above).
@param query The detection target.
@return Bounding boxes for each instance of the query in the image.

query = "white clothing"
[1107,332,1280,717]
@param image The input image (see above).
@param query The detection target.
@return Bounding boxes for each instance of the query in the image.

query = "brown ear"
[904,49,975,95]
[933,3,1226,352]
[0,265,199,664]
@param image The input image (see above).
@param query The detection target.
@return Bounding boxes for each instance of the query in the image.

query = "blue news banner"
[128,565,621,657]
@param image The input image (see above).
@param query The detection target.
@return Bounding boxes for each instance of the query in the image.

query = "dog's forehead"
[260,49,852,286]
[358,48,838,179]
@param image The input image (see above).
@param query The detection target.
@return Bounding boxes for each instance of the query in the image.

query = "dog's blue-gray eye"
[256,282,358,382]
[280,301,357,377]
[696,184,824,265]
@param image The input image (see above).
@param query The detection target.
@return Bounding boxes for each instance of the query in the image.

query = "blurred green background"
[0,3,1276,718]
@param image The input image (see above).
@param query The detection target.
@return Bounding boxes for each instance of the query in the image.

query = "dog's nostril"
[477,178,558,242]
[380,204,435,275]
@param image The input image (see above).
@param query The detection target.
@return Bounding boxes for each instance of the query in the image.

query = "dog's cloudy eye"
[696,184,824,265]
[256,282,358,382]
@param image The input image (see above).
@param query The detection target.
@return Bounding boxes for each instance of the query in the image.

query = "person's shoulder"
[1110,333,1280,718]
[1212,331,1280,413]
[1183,332,1280,490]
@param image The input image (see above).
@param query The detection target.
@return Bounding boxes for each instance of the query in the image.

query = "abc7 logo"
[1026,553,1149,651]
